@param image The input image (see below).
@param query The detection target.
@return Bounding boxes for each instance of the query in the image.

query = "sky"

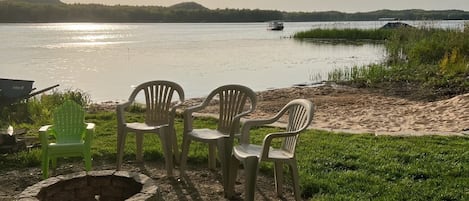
[60,0,469,12]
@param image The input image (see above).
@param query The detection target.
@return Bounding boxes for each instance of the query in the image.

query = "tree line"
[1,0,468,23]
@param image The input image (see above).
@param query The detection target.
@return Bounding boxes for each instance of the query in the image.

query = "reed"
[298,27,469,99]
[293,28,393,41]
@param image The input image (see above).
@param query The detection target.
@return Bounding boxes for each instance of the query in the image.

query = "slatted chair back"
[282,100,314,155]
[208,85,257,134]
[53,100,86,144]
[128,80,184,126]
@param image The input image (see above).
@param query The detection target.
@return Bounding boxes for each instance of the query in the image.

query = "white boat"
[268,21,284,31]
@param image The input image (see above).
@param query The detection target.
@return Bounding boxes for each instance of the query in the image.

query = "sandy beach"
[182,83,469,136]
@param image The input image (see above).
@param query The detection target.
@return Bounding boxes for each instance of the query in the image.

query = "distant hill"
[169,2,208,10]
[1,0,468,23]
[5,0,63,4]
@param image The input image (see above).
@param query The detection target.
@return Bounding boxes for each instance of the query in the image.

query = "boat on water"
[268,21,284,31]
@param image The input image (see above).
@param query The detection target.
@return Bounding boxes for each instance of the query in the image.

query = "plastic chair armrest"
[86,123,95,130]
[84,123,94,145]
[239,117,279,143]
[116,101,132,126]
[167,102,183,129]
[169,101,184,118]
[184,103,207,114]
[260,131,297,159]
[229,111,255,138]
[239,105,290,143]
[39,125,53,145]
[39,125,52,133]
[117,101,132,109]
[170,101,181,111]
[182,101,206,133]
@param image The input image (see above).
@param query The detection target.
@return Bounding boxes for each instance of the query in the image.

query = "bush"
[0,89,90,127]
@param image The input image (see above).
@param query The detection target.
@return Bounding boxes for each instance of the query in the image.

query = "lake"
[0,21,465,102]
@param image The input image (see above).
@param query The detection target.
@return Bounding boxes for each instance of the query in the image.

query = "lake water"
[1,21,465,102]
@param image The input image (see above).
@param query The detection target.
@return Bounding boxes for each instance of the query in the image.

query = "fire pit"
[17,170,161,201]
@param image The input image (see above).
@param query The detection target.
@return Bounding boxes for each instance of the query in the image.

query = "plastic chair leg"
[51,157,57,169]
[171,128,180,165]
[179,136,191,176]
[136,132,144,162]
[116,131,127,170]
[216,138,233,197]
[208,143,216,170]
[42,155,49,179]
[50,157,57,177]
[226,154,240,198]
[243,156,259,201]
[274,161,284,196]
[84,152,92,171]
[289,160,301,201]
[159,132,173,176]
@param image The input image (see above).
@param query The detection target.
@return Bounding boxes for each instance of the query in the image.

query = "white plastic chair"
[179,84,257,196]
[228,99,314,201]
[116,80,184,176]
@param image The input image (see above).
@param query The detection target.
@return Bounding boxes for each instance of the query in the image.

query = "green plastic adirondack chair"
[39,100,94,179]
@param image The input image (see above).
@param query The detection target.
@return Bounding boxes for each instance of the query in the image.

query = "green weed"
[296,27,469,100]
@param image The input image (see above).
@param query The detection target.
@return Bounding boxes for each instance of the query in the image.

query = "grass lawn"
[2,111,469,200]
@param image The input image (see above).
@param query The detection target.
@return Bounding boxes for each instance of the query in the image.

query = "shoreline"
[91,83,469,136]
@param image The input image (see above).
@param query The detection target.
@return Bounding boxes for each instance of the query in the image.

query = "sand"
[182,83,469,136]
[93,83,469,136]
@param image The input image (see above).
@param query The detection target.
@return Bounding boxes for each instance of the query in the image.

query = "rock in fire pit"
[17,170,160,201]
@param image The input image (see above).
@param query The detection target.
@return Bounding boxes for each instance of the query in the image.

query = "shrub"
[0,89,90,127]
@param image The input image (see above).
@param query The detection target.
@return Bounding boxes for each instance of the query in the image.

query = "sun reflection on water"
[76,34,112,41]
[38,23,133,48]
[60,23,116,31]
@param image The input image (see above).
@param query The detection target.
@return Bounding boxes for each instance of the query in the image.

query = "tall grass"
[386,28,469,65]
[297,27,469,100]
[327,64,390,86]
[294,28,393,41]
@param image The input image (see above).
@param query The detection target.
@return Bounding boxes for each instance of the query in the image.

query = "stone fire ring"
[17,170,161,201]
